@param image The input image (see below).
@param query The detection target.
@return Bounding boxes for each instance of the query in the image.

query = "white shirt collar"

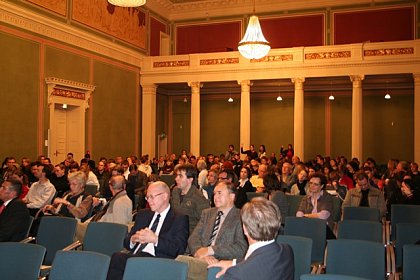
[244,240,275,260]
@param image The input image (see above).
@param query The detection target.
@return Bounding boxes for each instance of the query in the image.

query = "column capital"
[291,77,305,84]
[142,84,157,95]
[413,73,420,83]
[349,75,365,83]
[188,81,203,89]
[238,80,251,87]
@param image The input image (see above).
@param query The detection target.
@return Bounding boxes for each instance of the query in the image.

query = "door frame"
[46,77,95,164]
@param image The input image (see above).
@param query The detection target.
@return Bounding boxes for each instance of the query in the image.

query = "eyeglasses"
[145,192,164,201]
[218,177,228,180]
[309,182,321,186]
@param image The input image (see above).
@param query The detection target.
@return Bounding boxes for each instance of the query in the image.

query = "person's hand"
[137,228,158,244]
[53,197,67,205]
[42,204,53,213]
[203,256,218,265]
[208,260,234,278]
[194,247,210,258]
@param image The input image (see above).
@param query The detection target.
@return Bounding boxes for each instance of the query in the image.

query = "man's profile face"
[357,178,369,191]
[213,183,234,210]
[175,170,192,191]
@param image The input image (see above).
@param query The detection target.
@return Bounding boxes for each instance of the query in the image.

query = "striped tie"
[133,213,161,254]
[208,211,223,246]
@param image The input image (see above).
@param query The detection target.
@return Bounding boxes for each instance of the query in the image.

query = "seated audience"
[264,173,288,221]
[235,167,255,209]
[250,164,268,192]
[50,163,69,198]
[290,169,308,195]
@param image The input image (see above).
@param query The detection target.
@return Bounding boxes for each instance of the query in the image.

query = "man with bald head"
[107,181,189,280]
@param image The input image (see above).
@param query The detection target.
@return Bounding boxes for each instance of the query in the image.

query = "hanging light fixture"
[238,0,270,59]
[384,81,391,99]
[328,81,335,101]
[228,87,234,102]
[276,81,282,101]
[108,0,146,7]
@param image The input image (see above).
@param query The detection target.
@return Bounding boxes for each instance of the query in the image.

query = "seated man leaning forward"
[209,197,294,280]
[177,181,248,280]
[106,181,189,280]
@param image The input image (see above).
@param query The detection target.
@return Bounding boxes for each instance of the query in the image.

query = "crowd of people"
[1,144,419,279]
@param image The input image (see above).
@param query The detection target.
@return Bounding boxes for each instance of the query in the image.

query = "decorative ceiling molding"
[0,1,144,67]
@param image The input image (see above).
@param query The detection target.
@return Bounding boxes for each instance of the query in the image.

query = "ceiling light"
[238,1,270,60]
[62,104,67,109]
[183,96,188,103]
[384,81,391,100]
[108,0,146,7]
[276,95,282,101]
[329,81,334,101]
[384,93,391,100]
[228,97,234,103]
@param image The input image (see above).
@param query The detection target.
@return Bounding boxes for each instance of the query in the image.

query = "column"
[239,80,251,159]
[350,75,364,161]
[189,81,201,157]
[141,84,157,158]
[414,74,420,163]
[292,77,305,161]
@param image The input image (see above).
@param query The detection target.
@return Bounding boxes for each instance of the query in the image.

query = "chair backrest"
[246,192,268,201]
[342,207,380,222]
[25,215,35,239]
[83,222,127,256]
[284,216,326,264]
[159,174,176,187]
[300,273,370,280]
[123,257,188,280]
[49,250,110,280]
[36,216,78,265]
[403,244,420,280]
[391,204,420,240]
[0,242,46,280]
[395,223,420,268]
[207,267,223,280]
[285,195,304,217]
[337,220,383,243]
[85,184,98,196]
[276,235,312,280]
[330,196,342,223]
[325,239,385,280]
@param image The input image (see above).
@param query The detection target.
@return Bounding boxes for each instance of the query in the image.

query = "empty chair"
[300,274,370,280]
[277,235,312,280]
[286,195,304,217]
[66,222,127,257]
[337,220,383,243]
[325,239,385,280]
[390,204,420,240]
[402,244,420,280]
[284,216,326,264]
[0,242,46,280]
[123,257,188,280]
[246,192,268,201]
[207,267,223,280]
[29,216,78,265]
[49,250,110,280]
[394,223,420,268]
[342,206,380,222]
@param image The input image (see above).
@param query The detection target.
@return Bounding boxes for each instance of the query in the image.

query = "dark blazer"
[0,198,31,242]
[123,207,189,258]
[188,207,247,260]
[223,242,294,280]
[235,180,255,209]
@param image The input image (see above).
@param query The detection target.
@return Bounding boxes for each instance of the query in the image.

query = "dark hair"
[129,164,138,172]
[40,164,52,179]
[241,167,252,179]
[354,170,368,182]
[220,169,236,182]
[4,179,23,197]
[263,173,281,194]
[308,172,327,187]
[174,164,198,187]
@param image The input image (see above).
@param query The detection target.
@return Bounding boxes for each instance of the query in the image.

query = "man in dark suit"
[106,181,189,280]
[0,179,31,242]
[209,197,294,280]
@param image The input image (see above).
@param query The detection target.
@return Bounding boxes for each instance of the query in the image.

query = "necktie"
[133,213,161,254]
[0,204,5,215]
[208,211,223,246]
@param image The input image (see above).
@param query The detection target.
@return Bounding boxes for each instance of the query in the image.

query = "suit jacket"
[0,198,31,242]
[342,186,387,218]
[188,207,247,260]
[223,242,294,280]
[235,180,255,209]
[123,207,189,259]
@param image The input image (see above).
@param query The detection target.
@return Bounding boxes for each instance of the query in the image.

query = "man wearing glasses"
[106,181,189,280]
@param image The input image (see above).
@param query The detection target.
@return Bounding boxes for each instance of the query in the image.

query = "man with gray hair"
[209,197,294,280]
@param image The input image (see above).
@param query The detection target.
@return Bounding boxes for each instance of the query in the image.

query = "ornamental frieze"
[305,51,351,60]
[200,58,239,65]
[153,60,190,67]
[363,48,414,56]
[51,89,85,100]
[250,54,293,63]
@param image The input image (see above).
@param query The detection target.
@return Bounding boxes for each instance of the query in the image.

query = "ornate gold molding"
[153,60,190,67]
[250,54,293,63]
[200,58,239,65]
[51,89,85,100]
[305,51,351,60]
[364,48,414,57]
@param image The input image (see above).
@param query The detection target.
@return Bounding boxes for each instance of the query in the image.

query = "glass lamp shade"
[238,15,270,59]
[329,95,335,100]
[108,0,146,7]
[385,93,391,100]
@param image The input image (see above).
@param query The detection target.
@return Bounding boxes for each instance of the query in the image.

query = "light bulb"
[276,96,282,101]
[228,97,234,103]
[384,93,391,100]
[329,95,335,101]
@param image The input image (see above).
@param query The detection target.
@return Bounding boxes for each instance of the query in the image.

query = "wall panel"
[304,96,326,161]
[330,95,352,159]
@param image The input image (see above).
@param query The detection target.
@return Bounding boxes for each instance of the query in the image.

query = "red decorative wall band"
[199,58,239,65]
[305,51,351,60]
[364,48,414,57]
[153,60,190,67]
[52,89,85,100]
[250,54,293,63]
